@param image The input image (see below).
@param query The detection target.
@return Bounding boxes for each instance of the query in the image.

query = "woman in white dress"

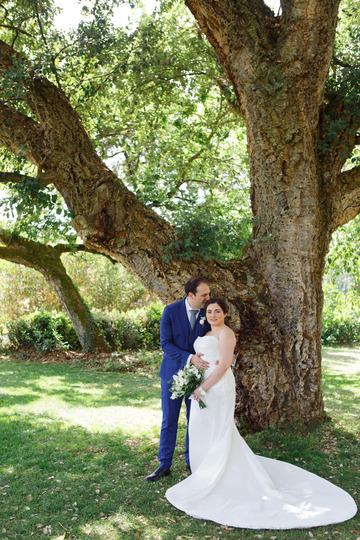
[166,298,357,530]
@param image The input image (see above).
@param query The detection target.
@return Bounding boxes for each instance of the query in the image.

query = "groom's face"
[188,282,211,310]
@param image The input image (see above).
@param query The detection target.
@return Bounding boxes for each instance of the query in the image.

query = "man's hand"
[191,353,210,370]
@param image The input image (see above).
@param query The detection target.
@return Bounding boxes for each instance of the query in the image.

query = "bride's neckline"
[201,334,219,341]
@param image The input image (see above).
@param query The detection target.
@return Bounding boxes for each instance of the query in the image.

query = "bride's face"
[206,303,226,327]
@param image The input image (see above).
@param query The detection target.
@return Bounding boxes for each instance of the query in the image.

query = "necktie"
[189,309,199,329]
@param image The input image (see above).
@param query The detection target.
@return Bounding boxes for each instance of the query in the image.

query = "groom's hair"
[185,276,208,296]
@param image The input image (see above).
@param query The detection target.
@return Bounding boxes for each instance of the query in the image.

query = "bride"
[165,298,357,529]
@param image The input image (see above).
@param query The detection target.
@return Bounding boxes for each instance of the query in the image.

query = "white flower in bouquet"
[169,363,206,409]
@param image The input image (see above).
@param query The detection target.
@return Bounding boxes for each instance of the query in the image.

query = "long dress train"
[166,335,357,529]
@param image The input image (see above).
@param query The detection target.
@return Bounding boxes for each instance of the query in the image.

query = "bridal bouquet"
[169,363,206,409]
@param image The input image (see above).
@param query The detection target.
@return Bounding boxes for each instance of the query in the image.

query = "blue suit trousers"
[158,377,191,469]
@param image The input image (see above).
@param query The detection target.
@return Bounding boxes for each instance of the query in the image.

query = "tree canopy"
[0,0,252,261]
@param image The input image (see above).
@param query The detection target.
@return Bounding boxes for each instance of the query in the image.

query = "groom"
[145,276,211,481]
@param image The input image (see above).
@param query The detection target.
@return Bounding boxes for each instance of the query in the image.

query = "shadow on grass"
[0,362,160,409]
[0,413,150,538]
[321,349,360,430]
[322,371,360,418]
[0,411,196,539]
[0,412,359,540]
[0,352,359,539]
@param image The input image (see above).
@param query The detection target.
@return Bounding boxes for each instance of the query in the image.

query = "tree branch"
[0,23,33,38]
[33,0,63,91]
[213,76,243,117]
[53,242,118,264]
[318,90,360,181]
[185,0,339,114]
[0,39,206,297]
[332,55,354,69]
[0,170,56,186]
[0,100,53,169]
[330,166,360,230]
[0,229,118,265]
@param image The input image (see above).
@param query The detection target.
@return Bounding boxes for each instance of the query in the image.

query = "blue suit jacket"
[159,298,210,381]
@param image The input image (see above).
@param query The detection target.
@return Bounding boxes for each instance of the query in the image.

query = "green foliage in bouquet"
[169,363,206,409]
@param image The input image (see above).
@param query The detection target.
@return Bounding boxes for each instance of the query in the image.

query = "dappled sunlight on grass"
[322,346,360,374]
[0,351,359,539]
[0,361,163,456]
[47,403,162,434]
[0,361,161,407]
[321,347,360,434]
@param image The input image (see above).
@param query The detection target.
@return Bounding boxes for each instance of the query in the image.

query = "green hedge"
[6,302,164,353]
[8,311,79,353]
[93,302,163,350]
[321,313,360,346]
[321,287,360,346]
[7,297,360,351]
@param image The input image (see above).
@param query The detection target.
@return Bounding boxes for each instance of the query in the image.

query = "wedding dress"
[166,335,357,529]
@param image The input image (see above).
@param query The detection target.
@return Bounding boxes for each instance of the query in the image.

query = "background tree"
[1,0,360,428]
[0,227,109,350]
[0,165,111,350]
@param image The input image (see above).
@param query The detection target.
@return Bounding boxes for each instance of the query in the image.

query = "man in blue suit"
[145,276,211,481]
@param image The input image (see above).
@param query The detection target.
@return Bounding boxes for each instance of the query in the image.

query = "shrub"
[123,302,163,349]
[93,302,164,351]
[8,311,80,353]
[321,286,360,345]
[321,315,360,346]
[6,302,164,353]
[93,312,142,350]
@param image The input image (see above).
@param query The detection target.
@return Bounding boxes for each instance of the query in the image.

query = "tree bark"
[0,1,359,428]
[0,231,106,351]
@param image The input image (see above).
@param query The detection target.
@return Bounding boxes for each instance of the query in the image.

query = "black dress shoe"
[186,465,191,473]
[145,466,171,482]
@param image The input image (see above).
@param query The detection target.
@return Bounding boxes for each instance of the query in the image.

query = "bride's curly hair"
[204,297,229,315]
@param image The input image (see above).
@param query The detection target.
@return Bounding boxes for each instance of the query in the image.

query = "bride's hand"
[193,388,202,402]
[191,353,210,370]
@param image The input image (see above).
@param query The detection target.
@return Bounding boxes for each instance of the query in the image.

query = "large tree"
[0,0,359,428]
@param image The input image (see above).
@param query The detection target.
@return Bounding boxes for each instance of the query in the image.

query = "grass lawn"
[0,347,359,539]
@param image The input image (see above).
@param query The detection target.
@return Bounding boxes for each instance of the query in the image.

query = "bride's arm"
[193,328,236,401]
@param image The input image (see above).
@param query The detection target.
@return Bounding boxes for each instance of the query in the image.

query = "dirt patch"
[0,347,162,373]
[1,347,108,365]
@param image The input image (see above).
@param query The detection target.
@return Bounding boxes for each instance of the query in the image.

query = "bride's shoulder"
[219,325,236,342]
